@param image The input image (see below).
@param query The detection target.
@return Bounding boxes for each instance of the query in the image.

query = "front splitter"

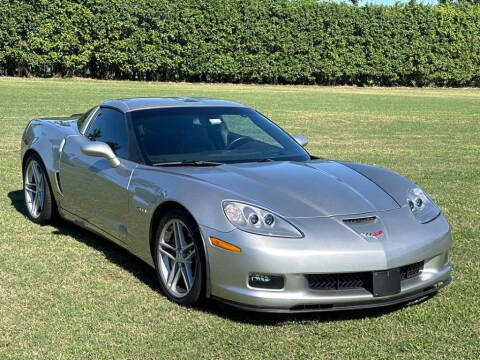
[212,277,451,313]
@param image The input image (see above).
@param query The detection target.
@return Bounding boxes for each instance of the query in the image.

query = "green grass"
[0,77,479,359]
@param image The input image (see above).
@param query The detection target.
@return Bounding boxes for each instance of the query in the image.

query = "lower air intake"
[307,272,371,291]
[306,261,424,292]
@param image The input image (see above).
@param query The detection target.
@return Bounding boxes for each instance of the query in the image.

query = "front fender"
[126,165,240,266]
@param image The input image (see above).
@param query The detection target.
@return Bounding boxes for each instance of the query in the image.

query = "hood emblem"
[360,230,383,239]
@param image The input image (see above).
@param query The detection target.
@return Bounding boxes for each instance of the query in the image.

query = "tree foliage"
[1,0,479,86]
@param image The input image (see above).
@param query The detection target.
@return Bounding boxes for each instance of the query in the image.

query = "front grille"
[307,272,372,291]
[306,261,424,292]
[400,261,424,280]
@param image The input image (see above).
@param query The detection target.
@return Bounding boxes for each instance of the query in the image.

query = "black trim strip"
[59,207,128,245]
[338,161,402,207]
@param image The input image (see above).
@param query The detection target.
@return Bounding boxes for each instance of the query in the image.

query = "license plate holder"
[372,268,401,297]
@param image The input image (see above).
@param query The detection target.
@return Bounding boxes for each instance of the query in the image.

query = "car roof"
[101,97,248,113]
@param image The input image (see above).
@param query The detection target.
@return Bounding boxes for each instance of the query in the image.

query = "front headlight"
[407,187,440,223]
[222,200,303,238]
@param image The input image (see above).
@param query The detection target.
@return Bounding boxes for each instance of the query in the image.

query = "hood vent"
[343,216,377,225]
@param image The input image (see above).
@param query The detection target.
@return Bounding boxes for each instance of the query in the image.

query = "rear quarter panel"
[21,118,80,201]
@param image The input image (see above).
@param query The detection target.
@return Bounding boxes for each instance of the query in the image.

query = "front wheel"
[153,209,205,305]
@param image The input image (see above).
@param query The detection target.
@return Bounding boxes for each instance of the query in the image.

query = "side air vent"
[343,216,377,225]
[55,171,63,195]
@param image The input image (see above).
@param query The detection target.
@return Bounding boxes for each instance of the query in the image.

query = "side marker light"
[209,237,241,253]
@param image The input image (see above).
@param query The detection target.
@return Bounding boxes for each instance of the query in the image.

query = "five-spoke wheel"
[24,159,45,219]
[154,209,204,305]
[158,219,197,297]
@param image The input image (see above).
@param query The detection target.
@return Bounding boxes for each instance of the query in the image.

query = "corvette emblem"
[361,230,383,238]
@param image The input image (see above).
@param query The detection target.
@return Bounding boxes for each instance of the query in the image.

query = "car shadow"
[8,189,159,293]
[8,189,436,325]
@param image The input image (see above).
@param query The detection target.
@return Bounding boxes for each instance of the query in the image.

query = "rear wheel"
[153,209,205,305]
[23,154,55,225]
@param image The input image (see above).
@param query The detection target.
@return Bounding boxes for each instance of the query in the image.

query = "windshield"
[130,106,310,164]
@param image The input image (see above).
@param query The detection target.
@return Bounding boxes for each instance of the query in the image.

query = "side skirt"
[58,207,154,268]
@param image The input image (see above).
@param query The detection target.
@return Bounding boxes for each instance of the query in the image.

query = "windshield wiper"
[152,160,223,167]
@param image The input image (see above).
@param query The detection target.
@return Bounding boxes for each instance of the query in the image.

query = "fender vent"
[55,171,63,195]
[343,216,376,224]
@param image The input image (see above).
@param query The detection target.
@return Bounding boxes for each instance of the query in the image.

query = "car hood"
[163,160,400,218]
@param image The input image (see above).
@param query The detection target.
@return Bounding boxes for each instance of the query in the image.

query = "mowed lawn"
[0,77,479,359]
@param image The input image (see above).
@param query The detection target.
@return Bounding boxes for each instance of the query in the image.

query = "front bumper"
[213,276,451,313]
[201,209,452,312]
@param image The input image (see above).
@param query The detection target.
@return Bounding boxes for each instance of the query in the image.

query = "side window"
[86,108,128,159]
[77,107,95,131]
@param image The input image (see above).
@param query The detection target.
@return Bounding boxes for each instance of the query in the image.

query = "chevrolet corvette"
[20,97,451,312]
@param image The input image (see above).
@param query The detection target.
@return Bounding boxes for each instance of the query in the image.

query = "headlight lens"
[222,201,303,238]
[407,187,440,223]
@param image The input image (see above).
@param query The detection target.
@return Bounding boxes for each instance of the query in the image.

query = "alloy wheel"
[24,160,45,219]
[158,219,197,298]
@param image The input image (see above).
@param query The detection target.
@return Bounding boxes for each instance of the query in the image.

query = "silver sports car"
[21,98,451,312]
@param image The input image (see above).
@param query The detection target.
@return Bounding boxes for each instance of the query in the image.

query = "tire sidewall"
[153,208,205,305]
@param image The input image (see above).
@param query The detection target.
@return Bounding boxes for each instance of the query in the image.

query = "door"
[59,107,135,243]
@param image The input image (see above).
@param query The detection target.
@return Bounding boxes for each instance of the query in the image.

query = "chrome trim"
[59,138,66,153]
[80,106,100,135]
[127,164,138,190]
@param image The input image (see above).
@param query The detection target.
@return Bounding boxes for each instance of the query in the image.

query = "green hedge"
[1,0,480,86]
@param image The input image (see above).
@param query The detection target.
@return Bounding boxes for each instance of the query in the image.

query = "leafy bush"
[1,0,479,86]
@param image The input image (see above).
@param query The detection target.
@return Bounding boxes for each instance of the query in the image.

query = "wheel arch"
[22,149,59,217]
[22,149,41,175]
[149,200,211,297]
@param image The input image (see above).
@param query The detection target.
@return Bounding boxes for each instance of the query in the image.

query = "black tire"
[153,208,205,306]
[23,153,56,225]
